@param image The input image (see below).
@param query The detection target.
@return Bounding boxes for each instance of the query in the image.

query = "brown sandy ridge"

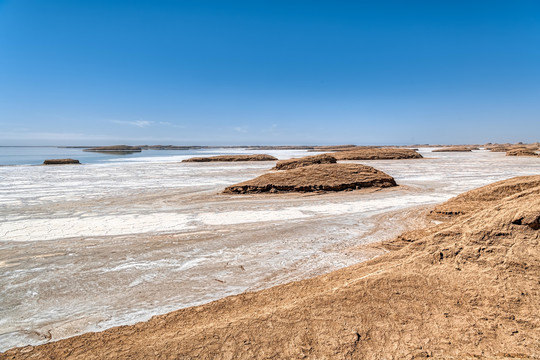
[4,175,540,359]
[506,149,539,157]
[182,154,278,162]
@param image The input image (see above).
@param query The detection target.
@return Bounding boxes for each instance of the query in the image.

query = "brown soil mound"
[5,175,540,359]
[430,175,540,218]
[83,145,142,152]
[273,154,337,170]
[488,146,512,152]
[182,154,278,162]
[506,149,539,157]
[223,164,397,194]
[488,144,538,153]
[333,148,423,160]
[42,159,80,165]
[432,146,477,152]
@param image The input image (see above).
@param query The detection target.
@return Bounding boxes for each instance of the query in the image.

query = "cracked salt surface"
[1,149,540,351]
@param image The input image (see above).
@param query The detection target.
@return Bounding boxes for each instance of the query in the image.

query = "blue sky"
[1,0,539,145]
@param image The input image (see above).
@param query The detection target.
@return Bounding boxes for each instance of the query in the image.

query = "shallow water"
[1,148,540,351]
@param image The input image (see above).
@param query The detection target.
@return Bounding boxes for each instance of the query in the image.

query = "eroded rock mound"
[488,143,539,153]
[182,154,277,162]
[333,148,423,160]
[223,164,397,193]
[506,148,539,157]
[42,159,80,165]
[6,176,540,359]
[273,154,336,170]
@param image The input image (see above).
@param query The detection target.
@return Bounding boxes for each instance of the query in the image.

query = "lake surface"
[0,146,271,166]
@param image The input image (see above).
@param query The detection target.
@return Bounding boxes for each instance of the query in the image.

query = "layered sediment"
[332,148,423,160]
[5,175,540,359]
[506,148,539,157]
[273,154,336,170]
[223,164,397,194]
[182,154,277,162]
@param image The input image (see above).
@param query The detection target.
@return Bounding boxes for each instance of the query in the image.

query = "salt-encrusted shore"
[1,148,540,353]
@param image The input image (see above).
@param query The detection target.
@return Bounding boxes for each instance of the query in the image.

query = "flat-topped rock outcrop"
[42,159,81,165]
[487,143,538,152]
[332,148,423,160]
[506,148,539,157]
[183,154,278,162]
[273,154,336,170]
[223,163,397,193]
[83,145,142,152]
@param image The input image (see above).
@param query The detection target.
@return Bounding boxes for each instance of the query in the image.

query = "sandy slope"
[3,175,540,359]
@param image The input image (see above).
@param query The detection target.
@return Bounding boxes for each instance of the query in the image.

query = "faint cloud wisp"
[111,120,154,128]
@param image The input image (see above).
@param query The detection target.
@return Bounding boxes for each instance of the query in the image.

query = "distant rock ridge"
[182,154,278,162]
[83,145,142,152]
[432,146,478,152]
[223,163,397,194]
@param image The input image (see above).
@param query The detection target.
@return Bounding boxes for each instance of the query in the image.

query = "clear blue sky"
[1,0,539,145]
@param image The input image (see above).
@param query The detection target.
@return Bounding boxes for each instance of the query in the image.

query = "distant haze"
[1,1,539,146]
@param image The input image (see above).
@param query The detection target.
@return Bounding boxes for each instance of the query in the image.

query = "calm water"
[0,147,251,166]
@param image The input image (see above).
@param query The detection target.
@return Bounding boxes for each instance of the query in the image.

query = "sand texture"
[42,159,80,165]
[182,154,278,162]
[3,175,540,359]
[506,149,539,157]
[223,164,397,194]
[273,154,336,170]
[332,148,423,160]
[430,175,540,218]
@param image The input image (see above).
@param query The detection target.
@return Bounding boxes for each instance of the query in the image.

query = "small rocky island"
[183,154,278,162]
[223,163,397,194]
[273,154,336,170]
[43,159,81,165]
